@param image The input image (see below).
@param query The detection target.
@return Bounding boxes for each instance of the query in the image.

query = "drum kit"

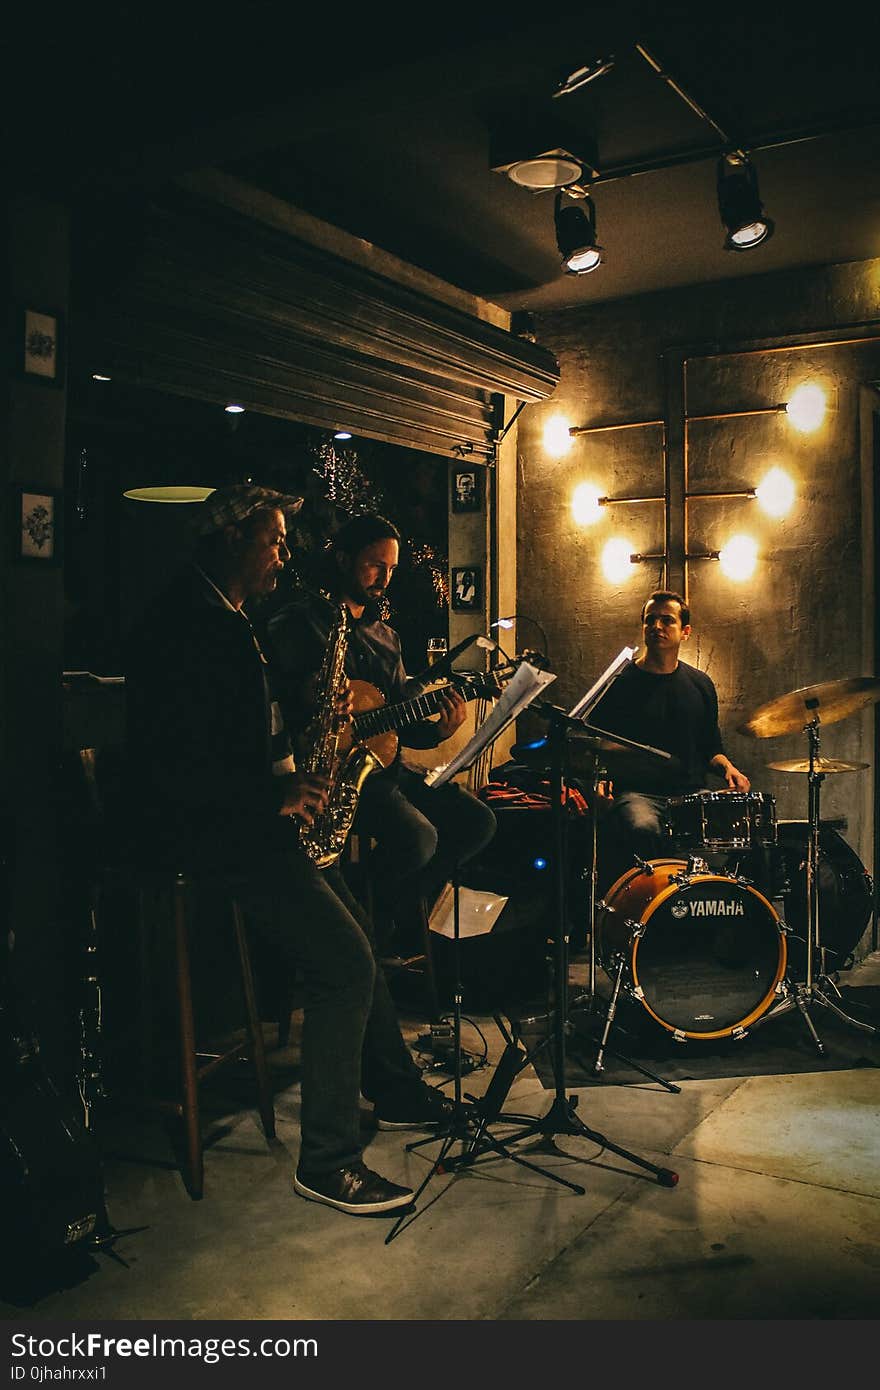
[585,675,879,1067]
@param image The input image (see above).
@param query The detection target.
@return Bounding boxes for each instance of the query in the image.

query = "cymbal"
[739,676,880,738]
[767,757,869,774]
[574,725,683,782]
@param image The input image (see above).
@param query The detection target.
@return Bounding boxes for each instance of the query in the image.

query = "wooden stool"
[77,749,275,1200]
[133,871,276,1201]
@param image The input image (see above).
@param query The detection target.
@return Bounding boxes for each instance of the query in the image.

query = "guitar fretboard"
[353,686,456,738]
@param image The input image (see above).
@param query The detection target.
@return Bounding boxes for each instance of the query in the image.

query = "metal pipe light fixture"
[717,154,775,251]
[555,190,604,274]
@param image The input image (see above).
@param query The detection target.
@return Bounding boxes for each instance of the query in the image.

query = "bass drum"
[597,859,787,1041]
[775,822,874,971]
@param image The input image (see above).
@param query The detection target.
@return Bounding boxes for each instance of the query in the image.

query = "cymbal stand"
[752,717,877,1053]
[458,705,680,1189]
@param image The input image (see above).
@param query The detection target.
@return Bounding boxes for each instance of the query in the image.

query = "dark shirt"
[588,660,724,795]
[267,587,443,754]
[125,565,297,870]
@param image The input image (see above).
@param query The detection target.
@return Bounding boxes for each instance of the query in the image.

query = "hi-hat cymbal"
[767,757,869,774]
[739,677,880,738]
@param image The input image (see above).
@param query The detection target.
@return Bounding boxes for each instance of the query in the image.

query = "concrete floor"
[3,954,879,1323]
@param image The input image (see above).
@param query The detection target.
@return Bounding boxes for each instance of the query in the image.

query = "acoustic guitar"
[344,673,502,768]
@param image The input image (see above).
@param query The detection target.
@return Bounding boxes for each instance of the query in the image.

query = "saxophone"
[298,602,382,868]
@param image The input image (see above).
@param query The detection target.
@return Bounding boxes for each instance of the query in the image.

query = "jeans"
[352,766,497,940]
[234,852,423,1173]
[598,791,670,895]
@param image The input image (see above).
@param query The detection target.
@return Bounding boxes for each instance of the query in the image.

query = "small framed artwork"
[15,486,63,564]
[17,307,64,385]
[451,566,482,612]
[451,466,482,513]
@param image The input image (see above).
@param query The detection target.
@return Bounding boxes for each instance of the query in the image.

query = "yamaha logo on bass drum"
[670,897,745,919]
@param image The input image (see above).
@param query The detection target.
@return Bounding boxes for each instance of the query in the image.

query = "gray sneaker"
[294,1162,414,1215]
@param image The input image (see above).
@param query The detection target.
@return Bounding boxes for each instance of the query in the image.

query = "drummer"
[589,590,750,891]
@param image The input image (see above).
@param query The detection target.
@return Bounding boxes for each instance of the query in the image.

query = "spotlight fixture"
[717,154,774,251]
[553,56,616,98]
[333,429,353,440]
[555,191,603,275]
[91,373,112,382]
[225,403,245,414]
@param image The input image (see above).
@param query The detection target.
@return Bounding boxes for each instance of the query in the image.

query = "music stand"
[384,660,558,1243]
[458,699,679,1192]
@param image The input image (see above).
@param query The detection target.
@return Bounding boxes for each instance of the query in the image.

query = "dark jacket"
[125,565,296,871]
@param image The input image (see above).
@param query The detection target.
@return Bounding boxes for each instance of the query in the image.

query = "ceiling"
[14,3,880,316]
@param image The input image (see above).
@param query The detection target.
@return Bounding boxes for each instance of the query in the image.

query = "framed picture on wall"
[451,466,482,513]
[451,565,482,612]
[15,486,63,564]
[16,307,64,384]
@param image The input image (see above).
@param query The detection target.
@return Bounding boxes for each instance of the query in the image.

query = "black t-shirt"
[587,660,724,795]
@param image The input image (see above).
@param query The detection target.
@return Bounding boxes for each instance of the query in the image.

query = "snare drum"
[666,790,777,851]
[597,858,787,1040]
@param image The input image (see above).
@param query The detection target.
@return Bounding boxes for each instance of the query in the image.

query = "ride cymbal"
[739,676,880,738]
[767,757,869,774]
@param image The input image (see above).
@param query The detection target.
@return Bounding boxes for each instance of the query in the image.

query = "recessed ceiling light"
[333,430,353,440]
[506,150,585,190]
[225,403,245,414]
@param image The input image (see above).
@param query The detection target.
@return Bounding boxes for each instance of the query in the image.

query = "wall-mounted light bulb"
[543,414,573,458]
[718,533,758,581]
[755,467,796,518]
[785,384,826,433]
[601,537,634,584]
[571,482,603,525]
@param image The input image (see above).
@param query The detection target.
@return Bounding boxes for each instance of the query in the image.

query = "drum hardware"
[739,687,879,1053]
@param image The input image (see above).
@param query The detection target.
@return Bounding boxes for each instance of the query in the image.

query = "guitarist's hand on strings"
[279,773,330,826]
[434,686,467,740]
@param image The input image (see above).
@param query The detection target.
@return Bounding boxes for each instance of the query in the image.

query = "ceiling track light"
[717,154,775,251]
[554,190,604,275]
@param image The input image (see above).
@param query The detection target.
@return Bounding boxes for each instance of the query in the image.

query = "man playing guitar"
[267,513,497,956]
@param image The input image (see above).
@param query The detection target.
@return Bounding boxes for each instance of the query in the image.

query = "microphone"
[407,632,497,690]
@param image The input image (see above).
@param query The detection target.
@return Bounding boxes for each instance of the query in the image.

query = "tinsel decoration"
[409,541,449,608]
[312,439,384,515]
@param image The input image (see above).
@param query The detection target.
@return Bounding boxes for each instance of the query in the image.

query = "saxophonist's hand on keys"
[279,773,331,826]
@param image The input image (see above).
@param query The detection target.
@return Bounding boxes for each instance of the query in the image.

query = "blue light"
[533,856,548,871]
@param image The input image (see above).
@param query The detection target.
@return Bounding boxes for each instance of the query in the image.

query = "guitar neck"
[353,683,478,739]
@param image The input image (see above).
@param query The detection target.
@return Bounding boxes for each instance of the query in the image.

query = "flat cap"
[195,484,303,535]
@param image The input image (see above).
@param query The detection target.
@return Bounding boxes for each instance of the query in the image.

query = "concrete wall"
[516,258,880,897]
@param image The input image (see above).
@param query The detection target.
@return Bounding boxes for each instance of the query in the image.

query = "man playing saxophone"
[125,484,453,1219]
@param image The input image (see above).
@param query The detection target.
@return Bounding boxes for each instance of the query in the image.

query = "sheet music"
[568,646,636,720]
[427,660,556,787]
